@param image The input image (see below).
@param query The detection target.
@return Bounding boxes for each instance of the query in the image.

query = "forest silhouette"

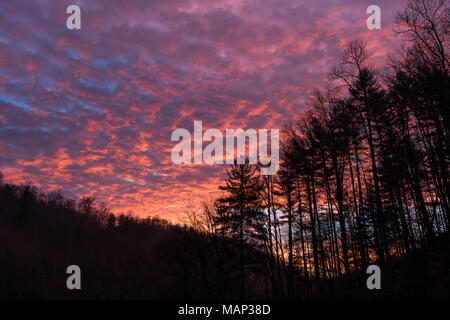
[0,0,449,299]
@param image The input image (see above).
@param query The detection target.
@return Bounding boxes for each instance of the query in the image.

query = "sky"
[0,0,407,220]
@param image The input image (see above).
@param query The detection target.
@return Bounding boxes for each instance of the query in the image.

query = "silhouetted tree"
[215,162,264,298]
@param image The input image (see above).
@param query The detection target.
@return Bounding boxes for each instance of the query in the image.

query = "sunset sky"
[0,0,406,220]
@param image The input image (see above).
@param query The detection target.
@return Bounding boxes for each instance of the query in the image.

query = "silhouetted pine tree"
[215,162,264,298]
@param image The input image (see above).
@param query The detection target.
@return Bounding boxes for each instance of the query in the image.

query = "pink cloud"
[0,0,407,220]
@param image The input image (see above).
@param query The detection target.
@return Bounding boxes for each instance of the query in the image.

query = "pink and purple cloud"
[0,0,406,219]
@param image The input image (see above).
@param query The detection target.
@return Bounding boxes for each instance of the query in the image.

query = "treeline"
[187,0,449,298]
[0,177,274,299]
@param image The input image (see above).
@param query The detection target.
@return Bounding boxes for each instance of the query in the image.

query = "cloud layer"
[0,0,406,219]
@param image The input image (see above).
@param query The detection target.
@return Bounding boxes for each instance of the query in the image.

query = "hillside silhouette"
[0,180,449,299]
[0,180,274,299]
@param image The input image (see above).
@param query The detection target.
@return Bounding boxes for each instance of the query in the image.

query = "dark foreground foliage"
[0,182,449,299]
[0,182,272,299]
